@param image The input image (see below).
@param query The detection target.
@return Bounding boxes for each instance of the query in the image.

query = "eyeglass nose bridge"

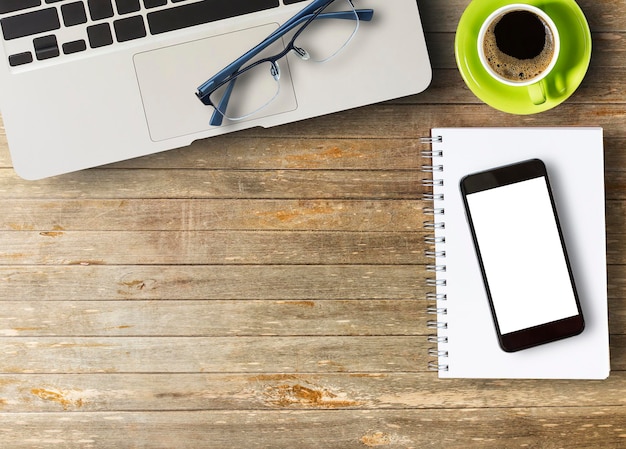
[292,46,311,61]
[270,61,281,80]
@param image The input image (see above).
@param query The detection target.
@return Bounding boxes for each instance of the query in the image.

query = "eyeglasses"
[195,0,374,126]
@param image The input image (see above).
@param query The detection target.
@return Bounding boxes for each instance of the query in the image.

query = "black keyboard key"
[0,0,41,14]
[63,39,86,54]
[144,0,166,8]
[87,23,113,48]
[34,34,59,60]
[116,0,140,14]
[8,52,33,67]
[61,2,87,27]
[114,15,146,42]
[1,8,60,40]
[88,0,114,21]
[147,0,279,35]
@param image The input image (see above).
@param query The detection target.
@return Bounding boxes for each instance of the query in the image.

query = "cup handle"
[528,79,547,105]
[528,73,567,106]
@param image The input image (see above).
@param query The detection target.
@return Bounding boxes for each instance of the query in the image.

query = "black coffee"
[495,11,546,59]
[482,10,556,82]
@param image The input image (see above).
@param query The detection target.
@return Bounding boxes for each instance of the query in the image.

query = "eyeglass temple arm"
[196,8,374,105]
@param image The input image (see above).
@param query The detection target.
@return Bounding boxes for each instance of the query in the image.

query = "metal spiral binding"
[423,193,444,201]
[425,236,445,244]
[423,221,445,230]
[426,292,447,301]
[428,361,450,372]
[422,178,444,187]
[426,264,446,272]
[421,164,444,173]
[426,278,446,287]
[423,207,445,216]
[427,335,448,343]
[428,348,449,357]
[426,320,447,329]
[420,136,443,144]
[425,250,446,258]
[427,307,448,315]
[422,135,449,372]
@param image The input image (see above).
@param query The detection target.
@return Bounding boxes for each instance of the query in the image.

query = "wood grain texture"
[0,408,625,449]
[0,199,425,231]
[0,372,625,412]
[0,0,624,447]
[0,265,424,300]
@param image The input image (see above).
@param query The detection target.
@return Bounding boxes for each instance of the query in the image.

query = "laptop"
[0,0,431,180]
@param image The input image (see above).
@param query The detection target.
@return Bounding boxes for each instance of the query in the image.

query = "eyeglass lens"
[210,0,359,122]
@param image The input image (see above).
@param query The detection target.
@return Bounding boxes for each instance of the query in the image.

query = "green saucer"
[455,0,592,114]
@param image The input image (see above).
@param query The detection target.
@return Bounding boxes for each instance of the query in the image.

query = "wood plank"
[103,137,428,170]
[0,199,427,232]
[0,169,426,200]
[0,231,426,265]
[0,265,424,300]
[0,300,425,337]
[0,336,430,374]
[0,131,428,171]
[608,265,626,305]
[0,408,625,449]
[607,201,626,234]
[0,135,419,170]
[1,372,625,412]
[608,234,626,264]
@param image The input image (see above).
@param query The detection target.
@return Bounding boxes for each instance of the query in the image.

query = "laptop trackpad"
[133,24,298,142]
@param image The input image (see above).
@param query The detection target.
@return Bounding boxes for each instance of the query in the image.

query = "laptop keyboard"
[0,0,308,67]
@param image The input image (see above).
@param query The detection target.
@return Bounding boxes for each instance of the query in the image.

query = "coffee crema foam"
[483,13,555,82]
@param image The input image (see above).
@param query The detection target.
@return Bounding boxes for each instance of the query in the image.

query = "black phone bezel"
[460,159,585,352]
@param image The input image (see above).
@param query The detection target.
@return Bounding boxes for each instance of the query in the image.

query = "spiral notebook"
[422,127,610,379]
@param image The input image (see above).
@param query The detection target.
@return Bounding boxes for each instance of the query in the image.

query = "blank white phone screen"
[466,177,579,334]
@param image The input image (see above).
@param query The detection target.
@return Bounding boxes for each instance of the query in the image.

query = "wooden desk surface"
[1,1,624,447]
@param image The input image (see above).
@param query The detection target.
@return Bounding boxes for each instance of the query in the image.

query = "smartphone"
[460,159,584,352]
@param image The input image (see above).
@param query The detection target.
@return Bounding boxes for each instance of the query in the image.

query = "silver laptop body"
[0,0,431,179]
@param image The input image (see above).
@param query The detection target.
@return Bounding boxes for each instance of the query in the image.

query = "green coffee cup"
[456,0,591,114]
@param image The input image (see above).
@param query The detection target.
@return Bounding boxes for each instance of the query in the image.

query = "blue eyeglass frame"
[195,0,374,126]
